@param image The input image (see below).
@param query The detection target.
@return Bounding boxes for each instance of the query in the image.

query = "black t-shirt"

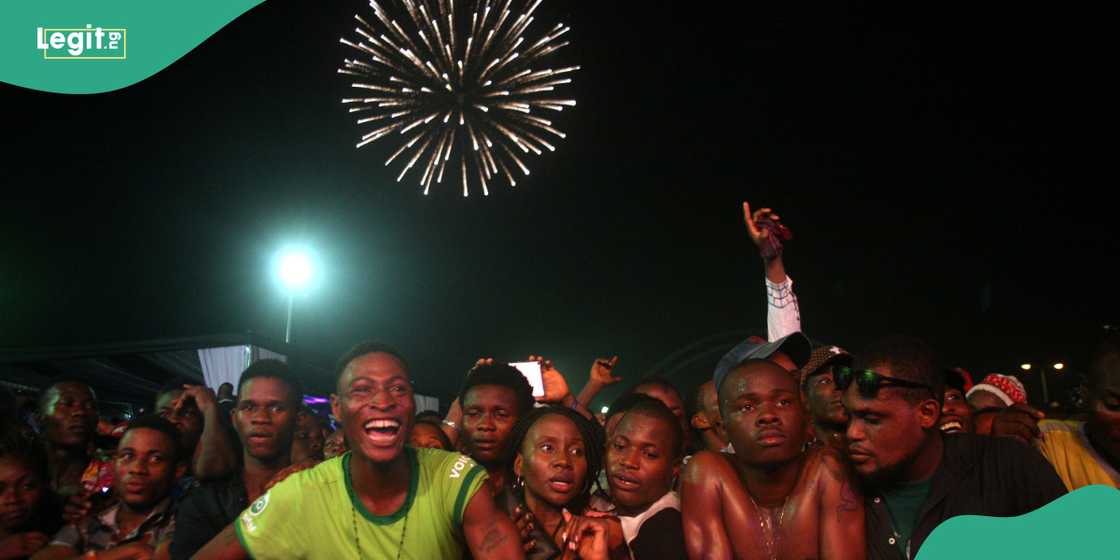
[169,475,248,560]
[629,508,687,560]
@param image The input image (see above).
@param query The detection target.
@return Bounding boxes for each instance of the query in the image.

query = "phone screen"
[509,361,545,398]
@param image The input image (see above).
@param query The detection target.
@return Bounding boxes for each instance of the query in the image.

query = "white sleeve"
[766,275,801,341]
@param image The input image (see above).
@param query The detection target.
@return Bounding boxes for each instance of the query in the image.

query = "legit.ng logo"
[36,25,126,60]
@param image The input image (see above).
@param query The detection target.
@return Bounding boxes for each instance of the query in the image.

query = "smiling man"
[170,359,301,560]
[682,359,864,560]
[842,335,1066,560]
[194,341,524,560]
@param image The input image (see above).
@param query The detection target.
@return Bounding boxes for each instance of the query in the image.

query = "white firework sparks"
[339,0,578,197]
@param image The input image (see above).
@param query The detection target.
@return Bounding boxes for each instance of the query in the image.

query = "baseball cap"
[713,332,812,390]
[798,345,853,386]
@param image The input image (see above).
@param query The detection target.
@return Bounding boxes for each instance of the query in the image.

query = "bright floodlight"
[1020,363,1031,371]
[278,250,313,291]
[1053,362,1065,370]
[600,406,609,414]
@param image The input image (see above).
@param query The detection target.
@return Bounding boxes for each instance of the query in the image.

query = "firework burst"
[339,0,578,197]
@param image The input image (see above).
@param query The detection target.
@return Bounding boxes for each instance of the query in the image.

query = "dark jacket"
[864,433,1067,560]
[169,475,248,560]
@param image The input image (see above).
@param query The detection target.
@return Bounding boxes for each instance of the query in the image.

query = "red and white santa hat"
[965,373,1028,406]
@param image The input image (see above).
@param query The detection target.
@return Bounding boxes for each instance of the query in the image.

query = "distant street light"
[600,406,609,415]
[275,247,315,343]
[1053,362,1065,371]
[1020,363,1031,371]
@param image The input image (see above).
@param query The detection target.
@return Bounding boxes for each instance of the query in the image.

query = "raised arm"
[178,385,239,480]
[577,357,621,414]
[742,201,801,340]
[462,486,526,560]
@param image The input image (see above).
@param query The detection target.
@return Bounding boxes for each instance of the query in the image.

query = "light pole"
[276,248,314,343]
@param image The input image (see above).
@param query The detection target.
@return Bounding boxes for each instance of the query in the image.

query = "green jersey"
[235,447,488,559]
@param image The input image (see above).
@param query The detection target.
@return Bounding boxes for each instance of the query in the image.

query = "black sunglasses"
[834,366,933,398]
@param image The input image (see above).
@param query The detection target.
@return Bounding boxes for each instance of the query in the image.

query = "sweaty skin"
[682,447,863,560]
[681,361,864,560]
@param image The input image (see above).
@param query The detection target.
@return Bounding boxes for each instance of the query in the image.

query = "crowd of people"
[1,201,1117,559]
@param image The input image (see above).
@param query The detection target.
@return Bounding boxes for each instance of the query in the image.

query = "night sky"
[2,1,1112,409]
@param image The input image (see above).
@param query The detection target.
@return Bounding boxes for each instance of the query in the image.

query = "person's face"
[515,414,588,509]
[292,410,325,462]
[113,428,182,510]
[608,412,679,514]
[461,385,520,466]
[939,388,974,434]
[156,390,204,455]
[843,364,939,484]
[1088,378,1120,467]
[217,384,235,400]
[332,352,415,465]
[804,367,848,425]
[40,383,97,449]
[720,363,808,466]
[409,422,447,450]
[233,378,298,462]
[0,458,45,532]
[967,390,1007,411]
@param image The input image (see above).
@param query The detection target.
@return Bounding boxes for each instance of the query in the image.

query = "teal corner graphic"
[1,0,267,94]
[918,485,1120,560]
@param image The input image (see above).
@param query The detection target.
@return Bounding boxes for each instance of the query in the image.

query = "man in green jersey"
[194,341,525,559]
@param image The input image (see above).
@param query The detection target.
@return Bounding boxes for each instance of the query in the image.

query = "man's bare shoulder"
[682,450,738,484]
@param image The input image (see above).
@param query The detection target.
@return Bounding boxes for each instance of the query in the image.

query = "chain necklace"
[351,502,409,559]
[749,495,788,560]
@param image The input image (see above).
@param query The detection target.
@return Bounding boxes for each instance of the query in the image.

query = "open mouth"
[364,418,402,445]
[939,420,964,433]
[611,472,640,491]
[66,423,91,436]
[548,473,576,493]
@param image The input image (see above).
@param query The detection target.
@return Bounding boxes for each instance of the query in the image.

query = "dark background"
[2,1,1111,410]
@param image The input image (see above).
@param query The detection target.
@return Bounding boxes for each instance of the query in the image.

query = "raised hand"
[743,201,780,249]
[529,355,571,404]
[588,357,621,388]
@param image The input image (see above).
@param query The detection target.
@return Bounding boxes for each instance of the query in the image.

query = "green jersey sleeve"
[427,449,489,527]
[235,473,305,559]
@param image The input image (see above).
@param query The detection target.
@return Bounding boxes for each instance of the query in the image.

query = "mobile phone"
[509,361,545,398]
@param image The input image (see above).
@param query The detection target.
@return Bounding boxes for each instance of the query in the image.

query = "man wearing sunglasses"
[841,335,1066,560]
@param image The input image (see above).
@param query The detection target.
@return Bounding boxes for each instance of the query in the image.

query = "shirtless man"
[682,359,864,560]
